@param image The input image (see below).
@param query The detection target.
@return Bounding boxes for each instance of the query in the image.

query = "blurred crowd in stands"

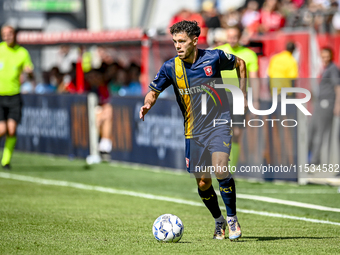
[170,0,340,46]
[18,0,340,98]
[20,45,142,103]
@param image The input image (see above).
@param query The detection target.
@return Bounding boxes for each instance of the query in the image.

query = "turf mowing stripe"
[236,194,340,212]
[1,172,340,226]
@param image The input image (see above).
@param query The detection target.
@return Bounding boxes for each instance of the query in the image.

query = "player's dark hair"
[321,47,334,60]
[170,20,201,38]
[286,42,295,53]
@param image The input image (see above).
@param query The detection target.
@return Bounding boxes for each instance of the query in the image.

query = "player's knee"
[0,122,7,137]
[7,129,16,137]
[102,103,113,119]
[197,178,212,191]
[0,128,6,137]
[215,170,230,180]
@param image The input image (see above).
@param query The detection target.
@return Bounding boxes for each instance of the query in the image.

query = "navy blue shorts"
[185,124,232,173]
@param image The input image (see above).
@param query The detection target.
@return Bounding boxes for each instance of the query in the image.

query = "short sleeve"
[23,49,34,70]
[247,51,259,73]
[149,64,172,93]
[217,49,236,71]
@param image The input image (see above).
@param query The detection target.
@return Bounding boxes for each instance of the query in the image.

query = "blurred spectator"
[241,1,260,28]
[258,0,285,33]
[35,71,57,94]
[169,8,207,43]
[268,42,298,96]
[86,69,110,105]
[50,66,64,92]
[109,67,128,95]
[86,69,113,161]
[221,8,242,27]
[81,46,92,73]
[281,0,300,27]
[57,45,78,74]
[97,46,115,70]
[20,73,34,94]
[202,1,221,28]
[60,63,77,93]
[300,0,335,32]
[118,63,142,96]
[104,63,120,94]
[331,1,340,33]
[208,28,227,48]
[241,0,261,38]
[308,47,340,164]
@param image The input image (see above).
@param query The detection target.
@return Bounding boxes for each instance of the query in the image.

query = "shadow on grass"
[236,236,336,242]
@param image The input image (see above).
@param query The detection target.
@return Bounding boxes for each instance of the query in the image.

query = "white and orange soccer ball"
[152,214,184,242]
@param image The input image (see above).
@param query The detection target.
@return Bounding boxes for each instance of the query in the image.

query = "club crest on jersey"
[186,158,189,168]
[203,66,213,76]
[224,52,232,60]
[154,71,159,80]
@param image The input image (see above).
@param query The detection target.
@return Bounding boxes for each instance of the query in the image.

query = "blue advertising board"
[16,94,90,158]
[109,96,186,170]
[9,93,299,180]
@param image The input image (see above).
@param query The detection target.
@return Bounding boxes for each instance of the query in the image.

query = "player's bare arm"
[234,56,248,112]
[140,90,159,121]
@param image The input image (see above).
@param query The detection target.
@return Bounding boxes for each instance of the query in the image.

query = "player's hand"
[140,103,151,121]
[334,104,340,116]
[24,66,33,74]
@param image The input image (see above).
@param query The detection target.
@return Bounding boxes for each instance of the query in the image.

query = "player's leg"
[187,138,225,239]
[0,122,6,138]
[1,119,17,168]
[0,121,7,165]
[0,99,8,168]
[97,103,113,161]
[1,95,21,169]
[195,171,227,239]
[0,99,7,137]
[310,105,333,164]
[212,151,241,240]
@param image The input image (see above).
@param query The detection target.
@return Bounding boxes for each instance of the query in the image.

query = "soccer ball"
[152,214,184,242]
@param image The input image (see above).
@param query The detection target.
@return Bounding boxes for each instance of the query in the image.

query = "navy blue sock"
[218,177,236,216]
[198,184,222,219]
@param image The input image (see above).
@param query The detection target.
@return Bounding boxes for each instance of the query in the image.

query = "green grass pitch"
[0,152,339,254]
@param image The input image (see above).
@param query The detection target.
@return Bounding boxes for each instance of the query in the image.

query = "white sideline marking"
[1,172,340,226]
[238,189,338,194]
[236,194,340,213]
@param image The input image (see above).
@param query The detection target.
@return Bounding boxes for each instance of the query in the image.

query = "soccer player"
[215,26,259,173]
[139,21,247,240]
[308,47,340,165]
[0,25,34,169]
[268,42,298,96]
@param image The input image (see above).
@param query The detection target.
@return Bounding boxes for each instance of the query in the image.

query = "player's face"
[226,28,240,49]
[172,32,197,61]
[321,50,332,67]
[1,26,16,47]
